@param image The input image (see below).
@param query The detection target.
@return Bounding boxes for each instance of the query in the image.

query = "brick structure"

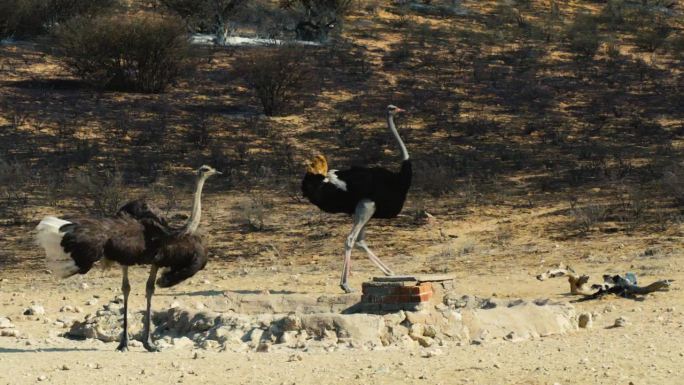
[359,274,455,312]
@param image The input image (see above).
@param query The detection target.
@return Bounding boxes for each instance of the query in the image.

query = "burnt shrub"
[565,13,600,59]
[235,45,309,116]
[0,0,115,39]
[56,14,195,93]
[633,18,672,52]
[71,166,127,217]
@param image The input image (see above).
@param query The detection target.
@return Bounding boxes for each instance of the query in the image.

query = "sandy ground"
[1,200,682,385]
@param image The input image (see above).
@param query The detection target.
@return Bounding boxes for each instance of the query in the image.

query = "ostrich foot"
[340,283,356,293]
[116,337,129,352]
[143,340,160,352]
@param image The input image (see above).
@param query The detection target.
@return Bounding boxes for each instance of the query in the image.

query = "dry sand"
[1,199,682,385]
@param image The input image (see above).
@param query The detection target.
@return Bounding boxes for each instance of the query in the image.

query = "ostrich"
[301,105,411,293]
[35,165,221,352]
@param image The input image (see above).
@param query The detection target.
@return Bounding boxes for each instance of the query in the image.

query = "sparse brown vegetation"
[235,45,310,116]
[56,13,195,92]
[0,0,116,39]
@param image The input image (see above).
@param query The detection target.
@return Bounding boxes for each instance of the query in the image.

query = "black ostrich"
[35,165,221,352]
[301,105,411,293]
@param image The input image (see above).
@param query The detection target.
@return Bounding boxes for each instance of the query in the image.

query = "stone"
[1,329,19,337]
[24,305,45,316]
[420,348,442,358]
[613,317,628,328]
[256,342,271,352]
[248,328,264,348]
[279,331,299,346]
[210,326,245,345]
[423,325,438,338]
[415,336,434,347]
[60,305,75,313]
[0,317,14,329]
[172,337,195,349]
[86,299,98,306]
[300,313,386,348]
[201,340,220,350]
[578,313,592,329]
[37,375,47,382]
[409,323,425,339]
[288,353,303,362]
[280,314,302,331]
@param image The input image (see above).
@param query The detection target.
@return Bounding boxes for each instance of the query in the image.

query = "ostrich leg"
[142,265,159,352]
[356,227,394,276]
[116,266,131,352]
[341,199,375,293]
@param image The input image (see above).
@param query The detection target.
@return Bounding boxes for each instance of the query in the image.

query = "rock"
[60,364,70,371]
[200,340,220,350]
[172,337,194,349]
[80,282,89,290]
[423,325,438,338]
[60,305,75,313]
[37,375,47,382]
[68,310,144,342]
[415,336,434,347]
[248,328,264,348]
[420,348,442,358]
[280,314,302,331]
[409,323,425,339]
[578,313,592,329]
[0,317,14,329]
[86,299,98,306]
[1,329,19,337]
[256,342,271,352]
[209,326,244,345]
[299,313,386,348]
[613,317,628,328]
[24,305,45,316]
[279,331,299,346]
[288,353,303,362]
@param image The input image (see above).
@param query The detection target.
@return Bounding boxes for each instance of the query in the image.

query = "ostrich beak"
[396,108,405,113]
[215,170,223,175]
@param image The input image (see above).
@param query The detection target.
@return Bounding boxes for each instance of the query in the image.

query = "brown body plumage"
[36,165,221,352]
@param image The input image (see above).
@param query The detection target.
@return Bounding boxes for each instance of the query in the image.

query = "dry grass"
[0,0,682,272]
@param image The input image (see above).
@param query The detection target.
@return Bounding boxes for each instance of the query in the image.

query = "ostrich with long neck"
[36,165,221,351]
[301,105,411,293]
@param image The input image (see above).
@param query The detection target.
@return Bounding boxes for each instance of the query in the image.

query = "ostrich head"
[387,105,405,116]
[196,165,222,178]
[306,154,328,176]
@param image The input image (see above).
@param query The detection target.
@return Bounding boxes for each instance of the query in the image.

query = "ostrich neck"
[387,115,409,161]
[182,176,207,235]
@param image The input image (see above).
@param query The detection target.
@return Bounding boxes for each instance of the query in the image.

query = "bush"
[0,0,115,39]
[634,19,672,52]
[56,14,195,93]
[159,0,247,44]
[565,13,600,59]
[235,45,308,116]
[663,164,684,206]
[71,166,126,217]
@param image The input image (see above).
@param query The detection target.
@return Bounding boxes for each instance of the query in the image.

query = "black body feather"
[56,199,207,288]
[302,160,412,218]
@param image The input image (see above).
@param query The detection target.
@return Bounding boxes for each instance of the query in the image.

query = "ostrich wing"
[61,217,149,271]
[336,167,376,198]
